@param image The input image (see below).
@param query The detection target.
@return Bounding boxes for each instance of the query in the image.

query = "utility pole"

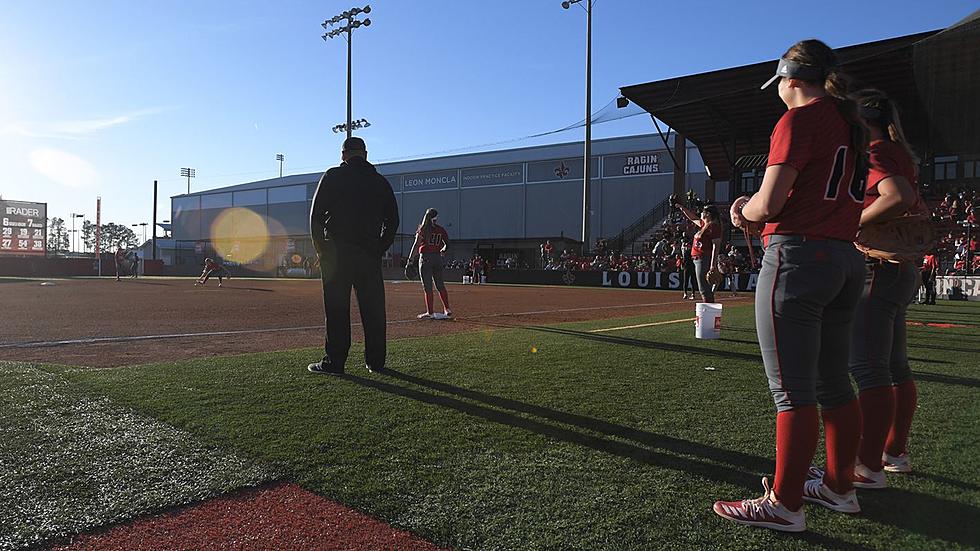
[562,0,593,253]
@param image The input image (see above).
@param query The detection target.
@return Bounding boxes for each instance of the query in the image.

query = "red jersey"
[204,259,218,270]
[115,250,126,261]
[762,96,862,242]
[692,221,721,260]
[864,140,925,215]
[417,224,448,254]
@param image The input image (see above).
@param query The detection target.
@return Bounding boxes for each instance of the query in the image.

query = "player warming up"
[196,257,230,287]
[407,208,452,320]
[845,89,926,483]
[715,39,868,533]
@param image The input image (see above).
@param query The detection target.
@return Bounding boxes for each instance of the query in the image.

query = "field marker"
[589,318,695,333]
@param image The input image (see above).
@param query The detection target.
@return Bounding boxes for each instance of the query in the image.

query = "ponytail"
[783,39,869,184]
[851,88,920,171]
[417,208,438,241]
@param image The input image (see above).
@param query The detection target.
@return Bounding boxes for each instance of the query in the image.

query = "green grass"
[5,303,980,550]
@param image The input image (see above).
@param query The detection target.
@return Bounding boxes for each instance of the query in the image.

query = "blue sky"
[1,0,973,242]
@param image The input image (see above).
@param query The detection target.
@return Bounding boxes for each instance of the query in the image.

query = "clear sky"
[1,0,974,243]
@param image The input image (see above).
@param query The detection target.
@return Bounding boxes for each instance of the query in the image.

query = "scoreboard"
[1,200,46,256]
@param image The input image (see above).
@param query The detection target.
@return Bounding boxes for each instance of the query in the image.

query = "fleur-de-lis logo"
[562,269,576,285]
[555,162,570,179]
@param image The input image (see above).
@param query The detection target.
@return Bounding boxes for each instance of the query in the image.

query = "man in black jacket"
[308,137,399,375]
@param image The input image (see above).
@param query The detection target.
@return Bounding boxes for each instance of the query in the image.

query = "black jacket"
[310,156,399,255]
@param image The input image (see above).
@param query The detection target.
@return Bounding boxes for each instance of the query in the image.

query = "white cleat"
[417,312,432,320]
[882,452,912,473]
[802,478,860,513]
[853,462,887,489]
[713,477,806,532]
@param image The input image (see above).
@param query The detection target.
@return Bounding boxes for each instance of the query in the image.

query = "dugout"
[619,10,980,203]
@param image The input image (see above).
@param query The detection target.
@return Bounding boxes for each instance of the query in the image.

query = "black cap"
[342,136,366,152]
[760,58,826,90]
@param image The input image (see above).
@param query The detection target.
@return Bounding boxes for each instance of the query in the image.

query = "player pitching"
[407,208,452,319]
[717,39,868,533]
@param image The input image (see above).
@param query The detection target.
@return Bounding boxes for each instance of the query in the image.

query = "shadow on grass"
[857,487,980,548]
[383,368,773,474]
[907,357,953,365]
[524,326,761,362]
[343,373,762,491]
[907,342,980,354]
[911,370,980,389]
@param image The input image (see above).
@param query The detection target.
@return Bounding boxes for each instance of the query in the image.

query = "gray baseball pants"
[419,252,446,293]
[849,261,918,389]
[756,236,866,412]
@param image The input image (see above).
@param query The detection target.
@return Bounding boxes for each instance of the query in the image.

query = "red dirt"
[48,482,448,551]
[3,277,748,367]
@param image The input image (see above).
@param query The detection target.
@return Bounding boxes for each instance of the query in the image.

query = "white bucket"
[695,303,723,339]
[480,275,487,284]
[463,275,471,284]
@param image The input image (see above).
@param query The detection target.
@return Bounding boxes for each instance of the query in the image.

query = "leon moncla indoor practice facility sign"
[1,200,46,256]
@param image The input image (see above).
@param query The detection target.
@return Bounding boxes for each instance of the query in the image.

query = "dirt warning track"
[3,277,747,367]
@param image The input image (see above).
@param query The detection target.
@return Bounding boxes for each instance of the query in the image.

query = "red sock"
[774,406,819,511]
[885,380,917,456]
[438,289,450,310]
[857,387,895,471]
[822,399,862,494]
[424,291,434,314]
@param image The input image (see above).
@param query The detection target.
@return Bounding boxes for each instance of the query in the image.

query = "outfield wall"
[936,275,980,301]
[489,270,759,292]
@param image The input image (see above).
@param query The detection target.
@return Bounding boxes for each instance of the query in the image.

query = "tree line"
[46,218,139,254]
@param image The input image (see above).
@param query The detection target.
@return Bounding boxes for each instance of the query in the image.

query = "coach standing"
[308,137,399,375]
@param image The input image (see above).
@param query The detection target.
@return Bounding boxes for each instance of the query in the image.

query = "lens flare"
[210,208,271,265]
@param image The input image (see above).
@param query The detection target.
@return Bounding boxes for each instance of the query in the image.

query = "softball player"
[408,208,452,319]
[196,257,229,287]
[715,39,869,532]
[675,202,722,303]
[846,89,924,483]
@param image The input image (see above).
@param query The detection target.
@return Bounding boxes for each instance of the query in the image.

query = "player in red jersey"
[715,39,869,533]
[196,257,230,287]
[407,208,452,319]
[675,202,722,303]
[845,89,926,483]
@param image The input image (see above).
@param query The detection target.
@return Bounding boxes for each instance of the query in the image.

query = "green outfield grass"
[3,302,979,550]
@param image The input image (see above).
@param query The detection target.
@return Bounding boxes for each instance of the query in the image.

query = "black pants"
[318,241,387,369]
[682,260,696,294]
[923,274,936,304]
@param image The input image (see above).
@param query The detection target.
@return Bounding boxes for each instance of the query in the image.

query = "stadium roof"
[620,11,979,182]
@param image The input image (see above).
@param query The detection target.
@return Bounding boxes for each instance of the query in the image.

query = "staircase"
[609,196,674,255]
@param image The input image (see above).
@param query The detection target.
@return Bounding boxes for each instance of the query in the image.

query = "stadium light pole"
[322,5,372,139]
[562,0,592,253]
[180,167,196,194]
[276,153,285,178]
[132,223,148,245]
[332,118,371,134]
[71,213,84,254]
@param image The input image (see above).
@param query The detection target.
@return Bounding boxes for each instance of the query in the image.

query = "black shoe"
[365,364,387,374]
[308,362,344,375]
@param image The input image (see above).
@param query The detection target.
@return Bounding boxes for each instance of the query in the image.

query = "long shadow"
[718,326,758,334]
[525,326,761,363]
[719,337,759,346]
[907,342,980,354]
[908,470,980,493]
[383,368,773,474]
[857,487,980,547]
[908,356,953,365]
[128,280,171,286]
[225,286,275,293]
[343,374,761,491]
[349,372,980,549]
[911,370,980,389]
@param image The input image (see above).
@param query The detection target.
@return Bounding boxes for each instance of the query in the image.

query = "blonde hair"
[851,88,920,169]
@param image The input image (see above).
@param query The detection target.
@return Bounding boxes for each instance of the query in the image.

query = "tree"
[47,217,69,255]
[81,220,96,252]
[99,223,138,252]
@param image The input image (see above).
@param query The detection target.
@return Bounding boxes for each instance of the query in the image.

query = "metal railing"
[609,196,674,253]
